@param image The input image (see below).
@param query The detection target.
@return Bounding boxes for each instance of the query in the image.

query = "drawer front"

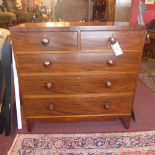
[12,32,78,51]
[16,52,141,73]
[23,95,133,117]
[81,31,144,50]
[20,74,137,95]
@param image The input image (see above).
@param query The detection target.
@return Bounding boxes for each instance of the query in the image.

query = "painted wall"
[144,3,155,24]
[130,0,155,24]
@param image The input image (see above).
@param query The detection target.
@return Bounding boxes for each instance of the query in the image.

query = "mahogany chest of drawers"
[10,22,145,131]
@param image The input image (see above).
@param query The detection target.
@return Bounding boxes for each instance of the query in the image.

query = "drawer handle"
[43,60,51,67]
[45,82,53,89]
[107,59,114,66]
[105,81,112,88]
[109,37,117,45]
[104,102,111,110]
[42,38,50,46]
[48,104,54,111]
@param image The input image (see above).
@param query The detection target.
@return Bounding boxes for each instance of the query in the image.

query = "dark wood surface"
[23,94,132,117]
[19,73,137,95]
[10,22,145,31]
[12,32,78,51]
[81,31,144,50]
[10,22,145,131]
[16,52,141,73]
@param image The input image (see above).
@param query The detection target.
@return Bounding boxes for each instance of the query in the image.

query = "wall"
[130,0,155,25]
[144,3,155,24]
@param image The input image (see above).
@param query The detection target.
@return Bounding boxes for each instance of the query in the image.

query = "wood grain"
[10,22,145,131]
[12,32,78,51]
[81,31,144,50]
[23,94,132,117]
[10,22,145,31]
[20,73,137,95]
[16,52,141,73]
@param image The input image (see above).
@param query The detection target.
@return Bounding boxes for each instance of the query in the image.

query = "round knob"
[104,102,111,110]
[107,59,114,66]
[42,38,49,46]
[109,37,116,45]
[45,82,53,89]
[43,60,51,67]
[48,104,54,111]
[105,81,112,88]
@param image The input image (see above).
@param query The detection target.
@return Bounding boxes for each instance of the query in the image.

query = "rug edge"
[10,130,155,138]
[7,134,20,155]
[8,130,155,155]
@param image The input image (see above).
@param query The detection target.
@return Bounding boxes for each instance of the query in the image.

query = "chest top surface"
[10,22,145,31]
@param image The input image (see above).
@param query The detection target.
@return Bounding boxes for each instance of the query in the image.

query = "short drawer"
[20,73,137,95]
[81,31,144,50]
[12,32,78,51]
[16,52,141,73]
[23,95,133,117]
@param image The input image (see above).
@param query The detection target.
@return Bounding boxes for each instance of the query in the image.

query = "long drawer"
[20,73,137,95]
[23,95,133,117]
[16,52,141,73]
[81,31,144,50]
[12,31,78,51]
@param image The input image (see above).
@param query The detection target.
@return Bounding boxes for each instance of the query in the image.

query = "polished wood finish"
[16,52,141,73]
[81,31,144,50]
[12,32,78,51]
[23,95,132,117]
[10,22,145,131]
[20,73,136,95]
[10,22,144,31]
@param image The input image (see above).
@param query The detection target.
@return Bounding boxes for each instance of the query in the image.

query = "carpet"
[8,131,155,155]
[139,58,155,91]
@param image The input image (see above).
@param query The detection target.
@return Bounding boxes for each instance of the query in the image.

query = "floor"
[0,79,155,155]
[140,58,155,91]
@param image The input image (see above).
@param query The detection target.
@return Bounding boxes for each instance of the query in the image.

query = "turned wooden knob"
[42,38,50,46]
[48,104,54,111]
[109,37,117,45]
[104,102,111,110]
[107,59,114,66]
[105,81,112,88]
[43,60,51,67]
[45,82,53,89]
